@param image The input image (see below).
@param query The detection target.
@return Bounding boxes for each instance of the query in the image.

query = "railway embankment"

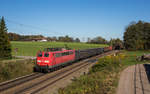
[0,59,34,83]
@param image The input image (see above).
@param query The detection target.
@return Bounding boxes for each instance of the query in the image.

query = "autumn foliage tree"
[0,17,12,58]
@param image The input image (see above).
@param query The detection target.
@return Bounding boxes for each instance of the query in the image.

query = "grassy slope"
[58,50,150,94]
[11,41,108,56]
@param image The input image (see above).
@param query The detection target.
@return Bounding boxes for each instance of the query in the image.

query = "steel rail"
[31,62,90,94]
[0,73,44,92]
[134,64,137,94]
[138,64,145,94]
[15,61,91,94]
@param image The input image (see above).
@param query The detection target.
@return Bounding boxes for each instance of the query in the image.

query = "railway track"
[134,64,145,94]
[134,64,137,94]
[17,60,91,94]
[0,73,44,92]
[117,62,150,94]
[0,50,118,94]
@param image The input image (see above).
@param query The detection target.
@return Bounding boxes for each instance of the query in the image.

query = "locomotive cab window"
[44,53,49,57]
[38,53,42,57]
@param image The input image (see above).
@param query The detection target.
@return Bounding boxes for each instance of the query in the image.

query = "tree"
[89,36,107,44]
[143,22,150,49]
[109,38,123,50]
[8,32,20,41]
[0,17,12,58]
[64,35,73,42]
[74,38,80,42]
[58,35,73,42]
[124,20,150,50]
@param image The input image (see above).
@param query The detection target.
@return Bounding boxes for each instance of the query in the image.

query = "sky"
[0,0,150,41]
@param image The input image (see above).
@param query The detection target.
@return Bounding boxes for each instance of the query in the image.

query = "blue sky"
[0,0,150,41]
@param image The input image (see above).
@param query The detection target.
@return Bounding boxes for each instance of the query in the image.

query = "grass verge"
[122,50,150,66]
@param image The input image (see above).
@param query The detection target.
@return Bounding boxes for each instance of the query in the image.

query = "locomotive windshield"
[44,53,49,57]
[38,53,42,57]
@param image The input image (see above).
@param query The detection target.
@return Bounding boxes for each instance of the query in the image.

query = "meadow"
[121,50,150,66]
[11,41,108,56]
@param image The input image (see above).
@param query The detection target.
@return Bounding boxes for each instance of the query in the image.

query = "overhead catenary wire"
[1,17,112,41]
[5,18,79,38]
[5,19,63,35]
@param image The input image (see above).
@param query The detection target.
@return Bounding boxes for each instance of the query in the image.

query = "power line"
[5,18,80,38]
[5,18,64,36]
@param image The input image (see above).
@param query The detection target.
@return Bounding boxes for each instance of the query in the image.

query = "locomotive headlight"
[44,60,49,63]
[37,60,41,62]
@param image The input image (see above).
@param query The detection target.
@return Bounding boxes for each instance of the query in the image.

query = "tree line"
[8,33,80,42]
[124,21,150,50]
[8,32,123,48]
[87,36,108,44]
[87,36,123,50]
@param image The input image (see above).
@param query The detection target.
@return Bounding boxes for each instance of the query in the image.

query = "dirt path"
[117,64,150,94]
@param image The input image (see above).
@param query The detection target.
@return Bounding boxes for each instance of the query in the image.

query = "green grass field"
[122,50,150,66]
[11,41,108,56]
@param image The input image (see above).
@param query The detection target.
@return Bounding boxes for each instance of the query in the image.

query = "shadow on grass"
[143,64,150,83]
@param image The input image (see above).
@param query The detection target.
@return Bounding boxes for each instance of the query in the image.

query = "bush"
[90,54,123,73]
[0,59,34,82]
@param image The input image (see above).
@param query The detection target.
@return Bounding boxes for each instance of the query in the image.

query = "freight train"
[33,46,112,72]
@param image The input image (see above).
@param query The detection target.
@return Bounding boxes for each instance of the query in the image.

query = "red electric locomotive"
[34,48,75,72]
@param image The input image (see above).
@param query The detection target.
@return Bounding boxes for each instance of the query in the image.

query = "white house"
[40,39,47,42]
